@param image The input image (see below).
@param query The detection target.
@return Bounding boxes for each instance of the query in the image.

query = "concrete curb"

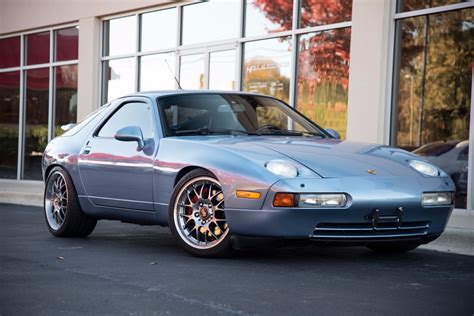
[0,192,43,207]
[421,227,474,256]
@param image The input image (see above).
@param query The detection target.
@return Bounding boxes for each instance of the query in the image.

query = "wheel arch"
[174,166,218,187]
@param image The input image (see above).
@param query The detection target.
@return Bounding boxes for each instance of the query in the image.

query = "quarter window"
[97,102,154,139]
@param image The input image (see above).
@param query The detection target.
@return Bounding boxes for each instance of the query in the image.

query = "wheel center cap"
[199,206,209,219]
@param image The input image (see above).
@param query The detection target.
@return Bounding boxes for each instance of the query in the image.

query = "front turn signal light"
[273,193,296,207]
[236,190,261,199]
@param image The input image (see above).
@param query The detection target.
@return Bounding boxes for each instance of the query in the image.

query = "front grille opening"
[312,221,430,239]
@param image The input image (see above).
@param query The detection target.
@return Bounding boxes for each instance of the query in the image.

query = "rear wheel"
[44,167,96,237]
[367,243,420,253]
[169,169,232,257]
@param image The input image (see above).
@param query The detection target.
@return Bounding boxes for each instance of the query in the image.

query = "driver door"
[78,98,156,211]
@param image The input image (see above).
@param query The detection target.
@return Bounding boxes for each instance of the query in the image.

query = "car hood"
[177,136,421,178]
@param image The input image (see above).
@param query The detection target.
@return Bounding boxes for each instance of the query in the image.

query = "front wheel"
[44,167,97,237]
[169,169,232,257]
[367,243,420,254]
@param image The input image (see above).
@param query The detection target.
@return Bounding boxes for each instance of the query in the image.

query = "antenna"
[164,59,182,90]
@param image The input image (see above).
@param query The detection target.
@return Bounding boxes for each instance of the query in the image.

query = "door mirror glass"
[325,128,341,139]
[114,126,145,151]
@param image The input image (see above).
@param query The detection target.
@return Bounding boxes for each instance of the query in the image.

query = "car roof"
[117,90,270,100]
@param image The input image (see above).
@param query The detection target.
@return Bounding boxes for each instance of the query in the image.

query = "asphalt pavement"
[1,203,473,316]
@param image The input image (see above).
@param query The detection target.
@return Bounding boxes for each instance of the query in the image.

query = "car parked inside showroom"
[42,91,455,257]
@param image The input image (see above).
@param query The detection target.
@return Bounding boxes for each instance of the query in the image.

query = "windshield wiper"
[172,128,259,136]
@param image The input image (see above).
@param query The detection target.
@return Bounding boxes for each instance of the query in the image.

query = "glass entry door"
[179,45,237,91]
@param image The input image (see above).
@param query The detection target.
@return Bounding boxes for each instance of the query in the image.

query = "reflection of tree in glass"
[298,28,351,139]
[396,9,473,149]
[300,0,352,27]
[251,1,351,138]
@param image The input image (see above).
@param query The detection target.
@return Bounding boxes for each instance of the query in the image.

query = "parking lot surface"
[1,203,473,315]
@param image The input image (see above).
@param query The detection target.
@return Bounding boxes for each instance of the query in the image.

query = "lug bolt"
[194,212,199,217]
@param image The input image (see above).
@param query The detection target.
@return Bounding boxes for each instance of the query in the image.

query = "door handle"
[82,146,92,155]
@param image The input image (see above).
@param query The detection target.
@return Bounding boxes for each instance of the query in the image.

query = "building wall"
[0,0,177,34]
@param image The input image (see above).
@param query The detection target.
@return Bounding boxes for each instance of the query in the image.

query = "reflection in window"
[180,54,205,90]
[397,0,471,13]
[55,65,78,136]
[243,37,291,102]
[0,71,20,178]
[297,28,351,139]
[209,50,236,90]
[140,53,176,91]
[103,16,136,56]
[26,31,50,65]
[300,0,352,27]
[245,0,292,37]
[394,9,473,208]
[56,27,79,61]
[103,58,136,102]
[182,1,240,45]
[0,37,20,68]
[141,8,177,52]
[24,68,49,180]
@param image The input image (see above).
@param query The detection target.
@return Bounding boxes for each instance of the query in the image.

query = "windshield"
[158,93,327,137]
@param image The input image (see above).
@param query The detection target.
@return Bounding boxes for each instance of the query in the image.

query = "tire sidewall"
[44,167,77,236]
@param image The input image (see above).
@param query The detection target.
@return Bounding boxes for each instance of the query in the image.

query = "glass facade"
[393,5,473,208]
[297,28,351,139]
[243,37,292,102]
[0,25,79,180]
[397,0,471,12]
[179,54,206,90]
[245,0,293,36]
[182,1,240,45]
[0,71,20,178]
[300,0,353,27]
[101,0,354,135]
[140,53,176,91]
[209,50,237,91]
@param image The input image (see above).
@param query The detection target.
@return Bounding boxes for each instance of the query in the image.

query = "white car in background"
[413,140,468,207]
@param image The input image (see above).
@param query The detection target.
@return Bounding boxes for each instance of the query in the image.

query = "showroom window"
[392,2,473,208]
[101,1,352,136]
[0,25,79,180]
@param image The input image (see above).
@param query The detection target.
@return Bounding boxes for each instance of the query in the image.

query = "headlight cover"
[422,192,453,206]
[408,160,440,177]
[299,193,347,207]
[265,160,299,178]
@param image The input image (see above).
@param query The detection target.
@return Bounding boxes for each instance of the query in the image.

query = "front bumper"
[225,176,454,243]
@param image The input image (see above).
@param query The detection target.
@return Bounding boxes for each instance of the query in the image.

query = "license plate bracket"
[365,207,403,230]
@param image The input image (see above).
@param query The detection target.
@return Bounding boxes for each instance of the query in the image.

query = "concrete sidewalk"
[1,179,473,256]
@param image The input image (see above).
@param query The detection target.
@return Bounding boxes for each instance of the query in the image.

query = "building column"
[77,17,101,121]
[346,0,394,144]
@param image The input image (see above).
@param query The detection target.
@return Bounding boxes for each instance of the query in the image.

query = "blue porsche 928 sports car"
[42,91,455,257]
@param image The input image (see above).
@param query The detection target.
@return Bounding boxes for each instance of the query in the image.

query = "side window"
[97,102,154,139]
[458,147,468,161]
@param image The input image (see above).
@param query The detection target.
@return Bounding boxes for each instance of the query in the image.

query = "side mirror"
[325,128,341,139]
[114,126,145,151]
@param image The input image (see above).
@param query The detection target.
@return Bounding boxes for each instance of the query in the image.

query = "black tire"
[169,169,233,258]
[44,166,97,237]
[367,243,420,253]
